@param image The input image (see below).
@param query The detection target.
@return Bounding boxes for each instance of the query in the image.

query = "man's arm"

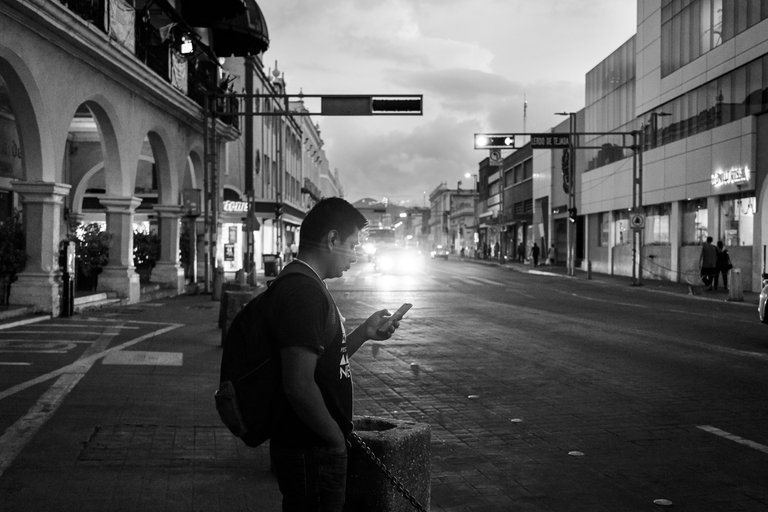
[281,346,346,451]
[346,310,399,357]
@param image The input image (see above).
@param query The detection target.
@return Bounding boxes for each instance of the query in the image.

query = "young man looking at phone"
[269,197,403,512]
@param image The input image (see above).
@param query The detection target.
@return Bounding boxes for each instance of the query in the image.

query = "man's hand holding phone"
[365,303,412,340]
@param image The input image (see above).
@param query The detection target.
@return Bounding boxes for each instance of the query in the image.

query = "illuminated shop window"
[720,195,755,247]
[682,198,708,245]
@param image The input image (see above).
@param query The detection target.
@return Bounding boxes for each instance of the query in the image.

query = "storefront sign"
[711,165,750,188]
[224,244,235,261]
[222,200,249,212]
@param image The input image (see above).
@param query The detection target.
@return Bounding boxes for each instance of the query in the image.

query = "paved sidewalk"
[460,256,760,306]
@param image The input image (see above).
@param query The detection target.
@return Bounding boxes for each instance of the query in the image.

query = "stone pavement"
[0,262,761,512]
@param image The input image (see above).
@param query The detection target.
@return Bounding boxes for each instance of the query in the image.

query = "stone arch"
[71,155,155,215]
[0,47,54,182]
[223,185,244,200]
[185,147,203,191]
[76,96,127,195]
[146,128,176,205]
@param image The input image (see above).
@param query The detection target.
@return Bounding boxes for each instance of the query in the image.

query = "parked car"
[759,273,768,323]
[430,245,450,260]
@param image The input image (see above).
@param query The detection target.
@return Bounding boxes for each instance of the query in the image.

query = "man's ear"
[327,230,340,250]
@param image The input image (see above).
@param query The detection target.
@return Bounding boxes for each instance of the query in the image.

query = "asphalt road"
[0,258,766,511]
[331,259,768,511]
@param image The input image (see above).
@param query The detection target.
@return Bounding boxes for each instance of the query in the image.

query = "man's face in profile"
[328,228,359,279]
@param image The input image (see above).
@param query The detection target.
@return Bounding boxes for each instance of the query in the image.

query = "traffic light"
[274,203,283,218]
[474,133,516,149]
[371,98,422,113]
[568,207,577,223]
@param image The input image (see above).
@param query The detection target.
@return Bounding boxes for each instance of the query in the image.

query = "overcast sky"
[259,0,637,206]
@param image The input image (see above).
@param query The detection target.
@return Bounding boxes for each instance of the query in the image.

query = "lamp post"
[556,111,577,276]
[633,111,670,285]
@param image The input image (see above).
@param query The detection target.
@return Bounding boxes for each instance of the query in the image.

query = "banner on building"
[170,50,188,94]
[108,0,135,53]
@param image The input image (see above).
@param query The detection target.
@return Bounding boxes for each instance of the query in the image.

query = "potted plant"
[71,223,112,291]
[0,211,27,306]
[133,230,160,283]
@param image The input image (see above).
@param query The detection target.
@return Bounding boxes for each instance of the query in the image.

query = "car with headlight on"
[759,273,768,323]
[430,245,450,260]
[374,247,425,274]
[361,227,397,262]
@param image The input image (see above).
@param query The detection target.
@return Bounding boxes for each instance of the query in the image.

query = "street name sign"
[474,133,516,149]
[530,133,570,149]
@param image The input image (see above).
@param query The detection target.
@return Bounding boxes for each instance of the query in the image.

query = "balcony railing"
[58,0,239,128]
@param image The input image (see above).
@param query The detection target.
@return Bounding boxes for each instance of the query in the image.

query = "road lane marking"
[0,323,181,402]
[0,362,31,366]
[11,324,139,330]
[697,425,768,455]
[0,316,51,330]
[1,331,122,336]
[568,292,650,309]
[102,350,183,366]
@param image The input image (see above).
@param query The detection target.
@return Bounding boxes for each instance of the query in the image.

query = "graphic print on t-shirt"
[339,343,350,379]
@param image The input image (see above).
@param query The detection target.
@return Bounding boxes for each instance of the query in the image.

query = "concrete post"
[153,204,185,294]
[9,181,71,314]
[347,416,431,512]
[98,196,141,303]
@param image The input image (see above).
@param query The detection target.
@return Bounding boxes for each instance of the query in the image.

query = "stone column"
[153,204,185,294]
[9,181,71,314]
[98,196,141,303]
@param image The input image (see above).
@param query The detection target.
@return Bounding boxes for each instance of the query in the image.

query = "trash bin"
[346,416,431,512]
[728,267,744,301]
[262,254,279,277]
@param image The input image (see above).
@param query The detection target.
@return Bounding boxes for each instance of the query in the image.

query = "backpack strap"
[267,261,338,346]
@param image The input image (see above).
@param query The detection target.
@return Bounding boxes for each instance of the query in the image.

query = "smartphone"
[377,303,412,334]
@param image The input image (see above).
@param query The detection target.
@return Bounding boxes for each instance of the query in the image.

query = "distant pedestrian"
[494,241,500,261]
[517,243,525,263]
[547,244,556,266]
[714,240,732,291]
[699,236,718,290]
[531,243,540,266]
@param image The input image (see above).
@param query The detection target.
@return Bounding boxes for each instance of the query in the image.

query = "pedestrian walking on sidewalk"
[531,243,540,267]
[547,244,556,266]
[268,197,403,512]
[517,243,525,263]
[714,240,732,291]
[699,236,718,290]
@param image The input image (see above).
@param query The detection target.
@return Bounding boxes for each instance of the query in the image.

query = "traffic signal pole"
[474,127,638,279]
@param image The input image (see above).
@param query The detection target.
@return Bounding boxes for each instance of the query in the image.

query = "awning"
[210,0,270,56]
[179,0,247,26]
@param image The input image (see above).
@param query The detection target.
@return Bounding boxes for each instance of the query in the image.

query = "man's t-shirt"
[268,269,353,447]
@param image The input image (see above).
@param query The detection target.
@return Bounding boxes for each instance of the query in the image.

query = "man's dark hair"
[707,236,713,243]
[299,197,368,253]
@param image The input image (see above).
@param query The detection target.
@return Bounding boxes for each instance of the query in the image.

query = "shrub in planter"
[70,223,112,291]
[133,230,160,282]
[0,211,27,306]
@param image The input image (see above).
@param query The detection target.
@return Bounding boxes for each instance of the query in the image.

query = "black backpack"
[214,262,336,447]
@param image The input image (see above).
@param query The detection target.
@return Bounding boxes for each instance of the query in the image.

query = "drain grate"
[79,424,256,467]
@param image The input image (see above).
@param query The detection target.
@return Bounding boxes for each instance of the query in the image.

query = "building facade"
[580,0,768,291]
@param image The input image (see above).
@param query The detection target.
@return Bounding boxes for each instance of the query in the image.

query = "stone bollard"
[218,282,246,328]
[728,268,744,301]
[220,289,260,346]
[346,416,431,512]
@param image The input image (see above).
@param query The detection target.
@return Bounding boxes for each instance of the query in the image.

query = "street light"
[464,173,478,192]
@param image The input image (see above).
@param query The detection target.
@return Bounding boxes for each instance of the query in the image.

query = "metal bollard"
[727,268,744,301]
